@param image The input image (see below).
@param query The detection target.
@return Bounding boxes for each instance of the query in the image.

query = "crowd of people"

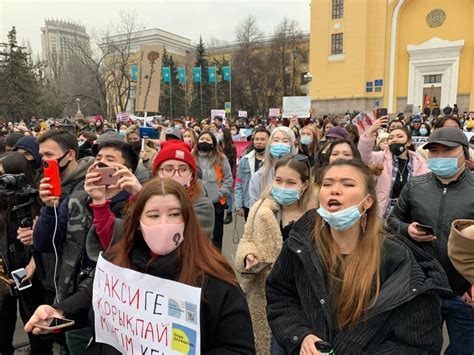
[0,109,472,354]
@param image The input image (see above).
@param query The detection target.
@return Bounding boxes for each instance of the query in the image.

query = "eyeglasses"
[158,166,192,178]
[279,153,311,171]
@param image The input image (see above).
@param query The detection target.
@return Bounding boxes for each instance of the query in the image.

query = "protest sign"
[269,108,280,117]
[238,111,247,118]
[136,44,164,112]
[282,97,311,118]
[351,111,376,135]
[211,110,226,120]
[93,255,201,355]
[412,136,429,148]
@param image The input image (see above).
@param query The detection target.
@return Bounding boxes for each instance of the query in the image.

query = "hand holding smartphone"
[415,224,434,235]
[92,166,119,186]
[11,268,32,291]
[34,317,75,331]
[43,160,62,197]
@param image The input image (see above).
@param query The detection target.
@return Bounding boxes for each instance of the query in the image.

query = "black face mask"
[129,141,141,154]
[389,143,406,156]
[57,150,72,173]
[254,146,265,154]
[197,142,213,152]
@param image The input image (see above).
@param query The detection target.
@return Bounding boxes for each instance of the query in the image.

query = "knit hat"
[153,140,196,177]
[13,136,41,169]
[271,126,296,143]
[326,126,349,140]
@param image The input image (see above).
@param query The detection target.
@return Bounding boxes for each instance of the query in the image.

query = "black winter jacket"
[56,237,256,354]
[387,169,474,295]
[266,210,450,354]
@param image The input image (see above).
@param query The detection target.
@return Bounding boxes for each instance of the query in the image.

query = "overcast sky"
[1,0,310,57]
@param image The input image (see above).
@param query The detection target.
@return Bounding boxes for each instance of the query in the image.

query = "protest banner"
[136,44,164,112]
[282,97,311,118]
[93,255,201,355]
[412,136,429,148]
[269,108,280,117]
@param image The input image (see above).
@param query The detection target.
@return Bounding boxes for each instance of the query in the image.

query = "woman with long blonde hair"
[266,159,448,354]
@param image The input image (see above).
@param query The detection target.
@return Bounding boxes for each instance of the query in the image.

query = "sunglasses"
[279,153,311,171]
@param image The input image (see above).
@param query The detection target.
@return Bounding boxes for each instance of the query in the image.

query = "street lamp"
[76,98,81,114]
[303,72,313,97]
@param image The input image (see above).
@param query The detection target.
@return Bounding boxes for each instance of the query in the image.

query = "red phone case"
[43,160,62,197]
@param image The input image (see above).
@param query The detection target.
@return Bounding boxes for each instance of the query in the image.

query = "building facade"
[309,0,474,114]
[41,19,90,80]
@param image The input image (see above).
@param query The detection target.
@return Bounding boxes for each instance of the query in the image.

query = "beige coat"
[235,197,282,355]
[448,219,474,284]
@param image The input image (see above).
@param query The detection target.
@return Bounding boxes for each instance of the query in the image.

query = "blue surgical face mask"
[272,185,301,205]
[428,155,461,178]
[270,143,291,158]
[300,136,313,146]
[317,195,369,231]
[419,128,428,136]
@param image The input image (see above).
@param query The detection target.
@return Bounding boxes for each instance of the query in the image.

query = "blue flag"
[162,67,171,83]
[208,67,216,83]
[131,64,138,81]
[193,67,201,83]
[223,66,231,81]
[177,67,186,84]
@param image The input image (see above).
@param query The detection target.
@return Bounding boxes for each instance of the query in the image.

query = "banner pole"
[229,61,232,121]
[184,66,188,117]
[200,65,203,121]
[169,66,173,120]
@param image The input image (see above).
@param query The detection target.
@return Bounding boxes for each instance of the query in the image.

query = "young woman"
[235,155,314,354]
[266,160,448,354]
[358,118,429,218]
[182,128,197,149]
[124,124,157,172]
[218,127,238,224]
[0,152,53,355]
[298,125,319,167]
[25,178,256,354]
[193,131,233,250]
[248,126,297,208]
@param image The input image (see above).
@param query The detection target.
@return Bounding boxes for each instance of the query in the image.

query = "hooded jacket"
[266,210,451,354]
[61,156,95,197]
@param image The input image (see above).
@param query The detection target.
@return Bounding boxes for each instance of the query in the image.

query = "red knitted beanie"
[152,141,197,177]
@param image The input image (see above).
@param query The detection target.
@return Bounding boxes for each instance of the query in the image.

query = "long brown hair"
[314,159,383,329]
[107,178,238,287]
[192,131,224,167]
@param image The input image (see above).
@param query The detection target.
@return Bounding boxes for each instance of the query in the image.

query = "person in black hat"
[388,127,474,355]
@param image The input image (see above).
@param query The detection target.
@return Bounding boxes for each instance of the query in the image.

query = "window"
[424,74,442,84]
[331,33,343,55]
[332,0,344,19]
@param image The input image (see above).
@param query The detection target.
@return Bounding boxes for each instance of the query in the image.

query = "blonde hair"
[260,127,297,193]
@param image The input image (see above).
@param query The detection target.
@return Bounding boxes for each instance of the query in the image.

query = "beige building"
[41,19,90,80]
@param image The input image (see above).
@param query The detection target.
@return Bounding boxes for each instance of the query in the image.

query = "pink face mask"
[139,222,185,255]
[173,175,192,188]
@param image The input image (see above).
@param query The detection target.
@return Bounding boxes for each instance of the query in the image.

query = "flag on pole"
[162,67,171,83]
[177,67,186,84]
[193,67,201,83]
[223,66,231,81]
[208,67,216,83]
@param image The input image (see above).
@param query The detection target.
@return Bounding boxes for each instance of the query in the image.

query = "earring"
[361,214,367,235]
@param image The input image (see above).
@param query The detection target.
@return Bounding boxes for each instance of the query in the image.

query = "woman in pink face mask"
[25,179,256,354]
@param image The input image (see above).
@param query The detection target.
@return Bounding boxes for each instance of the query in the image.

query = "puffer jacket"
[358,133,430,216]
[388,169,474,295]
[266,210,451,354]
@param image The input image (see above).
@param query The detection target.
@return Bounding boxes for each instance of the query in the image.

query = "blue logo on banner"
[374,79,383,86]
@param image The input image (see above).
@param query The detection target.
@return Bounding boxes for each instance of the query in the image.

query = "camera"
[0,173,27,190]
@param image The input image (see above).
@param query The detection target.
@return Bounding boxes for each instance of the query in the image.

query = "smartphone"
[92,166,119,186]
[416,224,434,235]
[241,262,272,275]
[11,268,32,291]
[139,127,160,139]
[376,108,388,119]
[34,317,75,331]
[43,160,62,197]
